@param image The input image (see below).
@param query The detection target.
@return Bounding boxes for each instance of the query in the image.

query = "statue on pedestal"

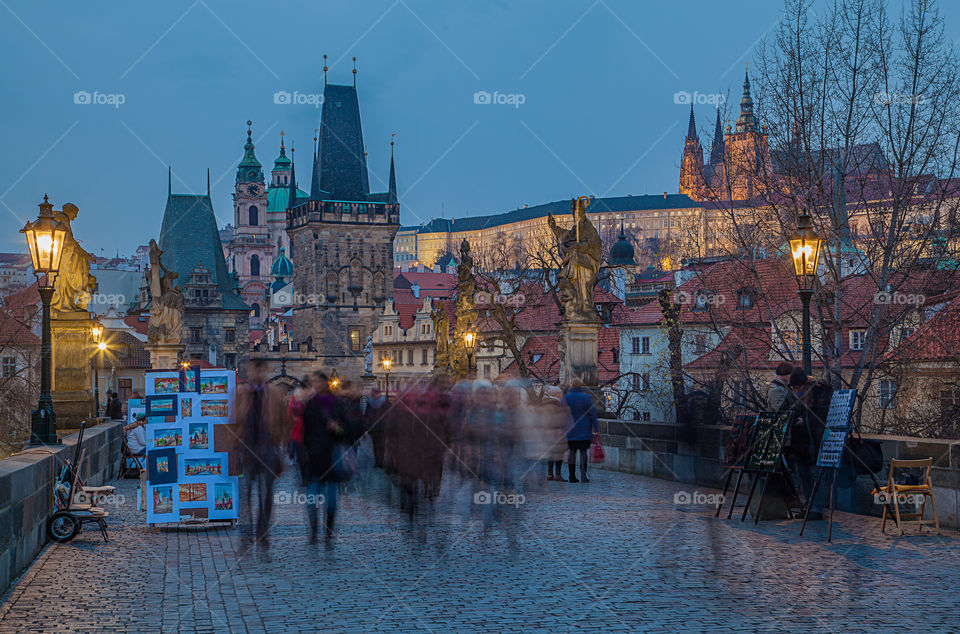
[432,302,451,374]
[51,203,96,314]
[363,335,374,374]
[147,239,184,345]
[548,196,602,321]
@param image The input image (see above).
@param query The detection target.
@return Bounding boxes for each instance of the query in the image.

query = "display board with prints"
[744,411,794,473]
[816,389,858,468]
[144,368,238,524]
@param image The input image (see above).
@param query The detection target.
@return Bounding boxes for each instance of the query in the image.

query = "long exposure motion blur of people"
[235,359,287,543]
[563,378,599,483]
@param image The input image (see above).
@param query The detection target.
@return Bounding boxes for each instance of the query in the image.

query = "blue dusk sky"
[1,0,957,255]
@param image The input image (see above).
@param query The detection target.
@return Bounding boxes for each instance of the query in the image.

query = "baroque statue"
[363,335,374,374]
[548,196,602,321]
[51,203,97,314]
[147,239,185,345]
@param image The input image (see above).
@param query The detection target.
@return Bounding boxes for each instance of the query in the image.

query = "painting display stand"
[735,411,796,524]
[716,414,756,519]
[143,367,239,528]
[799,389,857,542]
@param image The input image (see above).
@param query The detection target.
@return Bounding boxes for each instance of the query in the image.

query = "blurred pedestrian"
[301,372,346,544]
[365,387,388,468]
[286,376,314,474]
[235,359,287,543]
[790,368,831,520]
[542,385,569,481]
[564,378,599,483]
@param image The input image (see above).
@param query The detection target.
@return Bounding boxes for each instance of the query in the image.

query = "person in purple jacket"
[564,378,599,483]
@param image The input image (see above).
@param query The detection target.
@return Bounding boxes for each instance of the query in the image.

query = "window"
[780,331,799,355]
[694,334,708,355]
[250,255,260,277]
[641,411,652,421]
[879,379,897,408]
[224,353,236,369]
[224,328,236,343]
[251,303,261,318]
[191,328,202,344]
[641,336,650,354]
[611,348,619,364]
[249,205,259,226]
[850,329,867,351]
[407,349,413,365]
[642,373,651,391]
[349,328,362,352]
[384,325,393,337]
[940,390,960,415]
[899,327,915,342]
[1,356,16,378]
[421,349,428,365]
[631,336,641,354]
[737,289,755,310]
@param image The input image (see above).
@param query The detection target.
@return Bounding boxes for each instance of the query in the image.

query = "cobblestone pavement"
[1,463,958,632]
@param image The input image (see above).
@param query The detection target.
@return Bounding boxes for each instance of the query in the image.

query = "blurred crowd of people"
[234,360,601,546]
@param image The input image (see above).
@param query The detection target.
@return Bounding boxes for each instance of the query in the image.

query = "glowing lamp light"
[97,341,107,351]
[788,213,822,290]
[464,330,477,349]
[21,196,67,288]
[381,357,392,372]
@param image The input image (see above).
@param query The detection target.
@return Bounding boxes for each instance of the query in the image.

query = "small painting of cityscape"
[200,376,229,394]
[200,399,229,417]
[153,427,182,448]
[214,483,234,511]
[157,456,169,473]
[184,457,223,476]
[179,483,207,503]
[153,377,180,394]
[181,397,193,418]
[188,423,209,450]
[153,486,173,514]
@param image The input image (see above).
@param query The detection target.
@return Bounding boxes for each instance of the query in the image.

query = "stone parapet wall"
[0,421,122,596]
[597,419,960,530]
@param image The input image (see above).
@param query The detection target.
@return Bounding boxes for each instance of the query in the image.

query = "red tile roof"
[0,308,40,347]
[885,296,960,363]
[124,314,149,336]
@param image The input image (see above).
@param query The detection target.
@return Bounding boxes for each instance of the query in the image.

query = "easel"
[716,414,756,519]
[737,411,796,523]
[799,389,857,542]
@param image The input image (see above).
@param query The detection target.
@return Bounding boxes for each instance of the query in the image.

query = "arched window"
[252,303,261,318]
[249,205,259,226]
[250,255,260,277]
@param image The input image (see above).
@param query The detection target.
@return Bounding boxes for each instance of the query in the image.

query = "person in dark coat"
[564,378,599,483]
[789,368,832,519]
[301,372,346,543]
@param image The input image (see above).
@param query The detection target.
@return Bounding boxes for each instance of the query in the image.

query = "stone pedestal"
[562,319,601,386]
[50,311,95,428]
[146,342,185,370]
[360,372,376,394]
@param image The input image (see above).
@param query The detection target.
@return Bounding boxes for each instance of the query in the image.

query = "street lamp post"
[381,357,392,401]
[463,330,477,373]
[91,324,105,417]
[21,195,67,445]
[789,213,823,375]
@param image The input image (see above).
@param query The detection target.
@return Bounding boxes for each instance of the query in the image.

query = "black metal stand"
[799,466,839,541]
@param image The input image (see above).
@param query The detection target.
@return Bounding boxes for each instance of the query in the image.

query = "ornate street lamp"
[329,368,341,392]
[21,195,68,445]
[91,323,105,417]
[381,357,392,401]
[463,330,477,372]
[788,213,823,374]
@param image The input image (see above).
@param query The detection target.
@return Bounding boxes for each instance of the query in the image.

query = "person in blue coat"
[564,378,599,483]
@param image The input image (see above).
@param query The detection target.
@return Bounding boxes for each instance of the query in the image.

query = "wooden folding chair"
[873,458,940,536]
[116,435,145,479]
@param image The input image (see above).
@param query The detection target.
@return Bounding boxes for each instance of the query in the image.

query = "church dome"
[270,248,293,277]
[609,223,635,268]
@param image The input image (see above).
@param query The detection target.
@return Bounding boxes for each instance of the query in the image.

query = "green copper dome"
[270,247,293,278]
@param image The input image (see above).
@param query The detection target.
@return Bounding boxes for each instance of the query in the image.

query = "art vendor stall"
[143,367,240,526]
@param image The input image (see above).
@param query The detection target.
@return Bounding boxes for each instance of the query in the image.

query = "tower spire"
[288,145,298,209]
[323,54,328,87]
[388,134,397,204]
[709,107,725,166]
[735,66,760,133]
[686,104,698,140]
[352,56,357,88]
[310,128,321,199]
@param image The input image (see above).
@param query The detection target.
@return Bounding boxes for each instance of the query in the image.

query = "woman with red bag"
[563,378,600,483]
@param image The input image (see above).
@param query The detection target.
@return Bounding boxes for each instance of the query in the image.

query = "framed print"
[200,398,229,418]
[210,479,239,520]
[147,423,184,451]
[147,447,178,485]
[182,454,226,477]
[180,394,196,419]
[199,375,230,394]
[146,484,179,523]
[127,399,145,423]
[150,374,181,395]
[146,394,178,417]
[187,421,210,450]
[179,366,200,393]
[178,481,209,508]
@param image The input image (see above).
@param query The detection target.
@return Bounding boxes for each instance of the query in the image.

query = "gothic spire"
[709,107,725,165]
[735,68,760,133]
[288,146,298,209]
[388,136,397,204]
[686,104,698,140]
[310,128,321,199]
